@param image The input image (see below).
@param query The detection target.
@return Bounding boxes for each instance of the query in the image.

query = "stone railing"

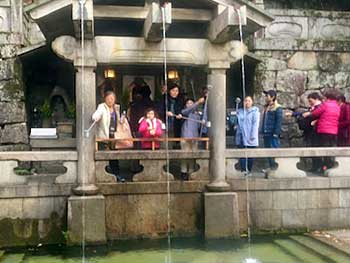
[96,147,350,182]
[0,151,78,185]
[95,150,210,182]
[226,147,350,178]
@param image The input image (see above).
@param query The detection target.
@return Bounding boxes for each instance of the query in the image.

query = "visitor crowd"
[92,78,350,181]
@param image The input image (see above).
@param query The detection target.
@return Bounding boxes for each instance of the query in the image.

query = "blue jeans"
[263,135,280,169]
[238,145,256,172]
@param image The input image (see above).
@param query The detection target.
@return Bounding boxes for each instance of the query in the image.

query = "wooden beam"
[143,2,171,42]
[208,5,247,43]
[94,5,212,22]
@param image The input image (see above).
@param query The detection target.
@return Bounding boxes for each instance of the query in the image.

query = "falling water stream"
[79,0,87,262]
[236,7,257,263]
[161,5,172,263]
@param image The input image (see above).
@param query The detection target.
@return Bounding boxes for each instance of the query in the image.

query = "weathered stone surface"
[273,191,298,209]
[328,208,350,228]
[268,158,307,179]
[251,209,282,230]
[309,17,350,40]
[0,160,27,185]
[0,80,24,101]
[189,159,209,181]
[0,101,25,124]
[204,192,239,238]
[0,144,30,151]
[282,209,306,228]
[95,161,117,183]
[271,50,295,60]
[306,208,329,229]
[106,193,202,239]
[265,16,308,39]
[0,123,28,144]
[334,72,350,89]
[288,52,318,70]
[257,58,287,71]
[317,53,342,72]
[254,70,276,91]
[276,92,300,109]
[68,195,107,245]
[276,69,307,95]
[0,45,17,59]
[133,160,175,182]
[306,71,334,90]
[0,59,14,80]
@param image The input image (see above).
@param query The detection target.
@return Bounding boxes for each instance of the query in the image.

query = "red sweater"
[311,100,340,135]
[138,118,163,149]
[338,103,350,145]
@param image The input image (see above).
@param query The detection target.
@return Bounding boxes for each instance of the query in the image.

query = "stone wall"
[0,3,29,151]
[0,178,350,247]
[231,177,350,233]
[252,9,350,146]
[0,184,71,248]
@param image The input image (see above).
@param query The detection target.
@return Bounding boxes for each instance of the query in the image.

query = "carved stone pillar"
[206,62,231,192]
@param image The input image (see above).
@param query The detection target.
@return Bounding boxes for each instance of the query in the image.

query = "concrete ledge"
[0,184,74,198]
[0,151,78,161]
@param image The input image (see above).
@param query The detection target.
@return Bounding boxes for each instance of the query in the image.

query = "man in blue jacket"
[261,90,283,170]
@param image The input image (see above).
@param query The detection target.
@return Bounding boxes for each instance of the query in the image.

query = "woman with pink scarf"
[138,109,163,150]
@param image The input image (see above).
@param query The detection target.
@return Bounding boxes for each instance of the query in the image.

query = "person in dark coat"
[286,92,323,172]
[128,85,154,135]
[156,83,183,140]
[261,90,283,170]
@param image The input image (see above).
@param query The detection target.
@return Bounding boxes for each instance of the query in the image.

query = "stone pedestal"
[67,195,106,245]
[204,192,240,239]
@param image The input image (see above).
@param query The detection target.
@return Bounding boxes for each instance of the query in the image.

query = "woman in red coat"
[303,89,340,172]
[337,95,350,146]
[138,109,163,150]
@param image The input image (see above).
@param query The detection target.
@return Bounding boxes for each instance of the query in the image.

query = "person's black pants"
[317,133,337,169]
[98,142,120,175]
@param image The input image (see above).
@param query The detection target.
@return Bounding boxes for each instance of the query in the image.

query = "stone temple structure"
[0,0,350,247]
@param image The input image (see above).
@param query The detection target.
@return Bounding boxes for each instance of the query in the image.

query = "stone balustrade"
[95,150,210,182]
[0,151,78,185]
[96,147,350,182]
[1,148,350,185]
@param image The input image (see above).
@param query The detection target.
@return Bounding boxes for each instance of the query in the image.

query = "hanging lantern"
[104,69,116,79]
[168,70,179,80]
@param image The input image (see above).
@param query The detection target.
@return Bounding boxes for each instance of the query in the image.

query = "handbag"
[114,118,134,149]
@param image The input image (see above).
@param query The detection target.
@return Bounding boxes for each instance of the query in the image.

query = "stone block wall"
[0,3,29,151]
[0,184,71,248]
[231,177,350,233]
[252,9,350,146]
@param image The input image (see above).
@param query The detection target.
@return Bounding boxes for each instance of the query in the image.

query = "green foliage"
[40,100,53,119]
[14,167,36,175]
[66,103,76,119]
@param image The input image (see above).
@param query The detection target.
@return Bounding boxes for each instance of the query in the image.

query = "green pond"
[1,235,349,263]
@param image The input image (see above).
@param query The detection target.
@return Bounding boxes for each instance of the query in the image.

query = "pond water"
[2,235,349,263]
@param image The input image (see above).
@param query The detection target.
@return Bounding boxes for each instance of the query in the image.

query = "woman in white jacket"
[92,91,125,182]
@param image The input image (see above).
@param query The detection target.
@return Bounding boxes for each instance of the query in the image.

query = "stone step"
[290,235,350,263]
[274,239,328,263]
[0,253,25,263]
